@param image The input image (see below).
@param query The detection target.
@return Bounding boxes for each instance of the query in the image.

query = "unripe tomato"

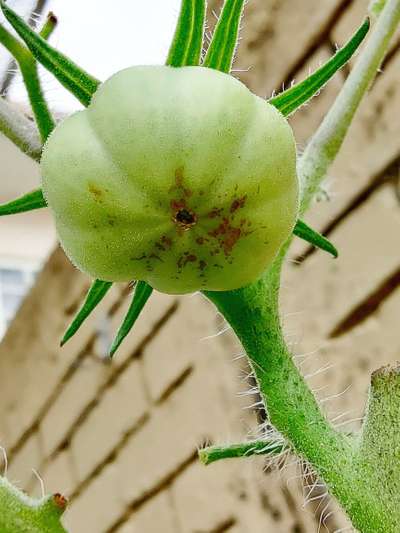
[41,66,298,294]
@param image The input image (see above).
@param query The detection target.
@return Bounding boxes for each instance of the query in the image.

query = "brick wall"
[0,1,399,532]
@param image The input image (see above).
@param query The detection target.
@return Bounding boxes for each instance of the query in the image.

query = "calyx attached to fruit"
[41,65,298,294]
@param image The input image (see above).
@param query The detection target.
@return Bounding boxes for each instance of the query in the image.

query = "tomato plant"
[0,0,399,532]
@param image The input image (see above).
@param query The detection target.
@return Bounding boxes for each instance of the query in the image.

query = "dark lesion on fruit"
[169,167,198,231]
[174,207,197,229]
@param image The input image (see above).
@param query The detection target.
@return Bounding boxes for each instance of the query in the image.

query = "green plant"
[0,0,398,531]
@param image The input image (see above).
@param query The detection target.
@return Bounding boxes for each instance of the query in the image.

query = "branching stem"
[298,0,400,213]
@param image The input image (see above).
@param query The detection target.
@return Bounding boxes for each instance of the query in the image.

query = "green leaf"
[0,188,46,216]
[109,281,153,357]
[61,279,113,346]
[203,0,245,73]
[269,18,370,117]
[166,0,206,67]
[293,219,338,258]
[0,0,100,106]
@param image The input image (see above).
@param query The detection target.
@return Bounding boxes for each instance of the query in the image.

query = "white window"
[0,265,37,339]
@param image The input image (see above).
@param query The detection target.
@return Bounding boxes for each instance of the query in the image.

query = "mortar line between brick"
[44,356,194,502]
[6,336,95,460]
[6,301,179,466]
[329,264,400,338]
[156,366,194,405]
[105,450,199,533]
[48,302,179,456]
[209,517,237,533]
[69,412,150,500]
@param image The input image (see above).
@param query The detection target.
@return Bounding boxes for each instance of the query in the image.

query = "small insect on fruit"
[41,65,298,294]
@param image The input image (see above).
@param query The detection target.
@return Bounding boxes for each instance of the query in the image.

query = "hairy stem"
[0,17,56,143]
[205,264,394,530]
[205,1,400,529]
[199,439,285,465]
[0,95,41,160]
[298,0,400,213]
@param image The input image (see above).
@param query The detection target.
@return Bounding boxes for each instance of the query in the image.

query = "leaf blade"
[0,188,46,216]
[0,0,100,106]
[61,279,113,346]
[203,0,245,73]
[293,219,338,258]
[109,281,153,357]
[269,18,370,117]
[167,0,206,67]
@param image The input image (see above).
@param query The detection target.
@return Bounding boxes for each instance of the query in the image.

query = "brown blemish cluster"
[131,168,253,284]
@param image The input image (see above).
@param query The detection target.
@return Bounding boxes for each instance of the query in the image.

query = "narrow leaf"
[109,281,153,357]
[269,18,370,117]
[293,219,338,258]
[0,188,46,216]
[167,0,206,67]
[203,0,245,73]
[61,279,113,346]
[199,440,285,465]
[0,0,100,106]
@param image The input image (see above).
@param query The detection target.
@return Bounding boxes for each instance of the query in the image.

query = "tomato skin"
[41,65,298,294]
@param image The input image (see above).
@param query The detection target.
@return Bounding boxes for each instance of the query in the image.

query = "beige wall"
[0,1,399,532]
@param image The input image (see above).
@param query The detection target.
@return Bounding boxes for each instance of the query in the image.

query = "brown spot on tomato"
[88,183,104,202]
[199,260,207,271]
[177,253,197,269]
[161,236,172,248]
[170,167,193,198]
[208,217,242,256]
[230,195,247,213]
[170,198,187,211]
[208,207,224,219]
[196,237,205,245]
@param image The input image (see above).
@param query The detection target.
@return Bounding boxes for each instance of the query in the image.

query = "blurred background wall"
[0,1,399,532]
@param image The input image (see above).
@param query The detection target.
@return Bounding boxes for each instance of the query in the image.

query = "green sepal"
[269,18,370,117]
[109,281,153,358]
[203,0,245,73]
[0,0,100,106]
[166,0,206,67]
[293,219,338,258]
[0,188,46,216]
[60,279,113,347]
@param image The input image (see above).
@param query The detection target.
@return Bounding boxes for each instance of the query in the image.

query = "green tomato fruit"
[41,65,298,294]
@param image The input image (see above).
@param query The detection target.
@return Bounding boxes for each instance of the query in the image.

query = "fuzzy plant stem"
[0,475,67,533]
[0,95,41,160]
[0,12,57,144]
[205,1,400,530]
[205,264,395,531]
[298,0,400,214]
